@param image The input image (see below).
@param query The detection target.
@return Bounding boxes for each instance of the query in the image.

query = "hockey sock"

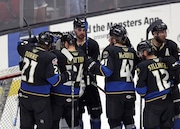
[111,126,122,129]
[90,118,101,129]
[173,118,180,129]
[125,124,136,129]
[79,119,84,129]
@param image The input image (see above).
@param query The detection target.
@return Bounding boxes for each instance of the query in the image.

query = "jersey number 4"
[120,59,133,82]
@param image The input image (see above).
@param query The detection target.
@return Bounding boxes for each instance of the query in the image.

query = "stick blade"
[61,48,73,61]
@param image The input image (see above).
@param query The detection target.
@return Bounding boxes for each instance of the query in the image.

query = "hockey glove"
[87,57,97,72]
[18,37,37,46]
[19,61,25,71]
[27,37,38,43]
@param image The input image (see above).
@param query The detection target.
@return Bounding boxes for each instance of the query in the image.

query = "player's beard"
[155,35,165,44]
[77,34,85,40]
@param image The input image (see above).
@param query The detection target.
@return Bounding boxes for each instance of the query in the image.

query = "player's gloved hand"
[63,70,75,81]
[19,61,24,71]
[162,56,178,69]
[27,37,38,43]
[18,37,37,46]
[87,57,97,72]
[17,40,28,45]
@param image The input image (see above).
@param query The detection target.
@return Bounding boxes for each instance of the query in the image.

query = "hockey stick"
[13,99,19,126]
[146,19,163,40]
[61,48,75,129]
[13,18,33,126]
[71,58,75,129]
[139,96,143,129]
[84,0,87,54]
[146,26,151,40]
[139,38,144,129]
[84,0,91,86]
[61,48,73,61]
[91,81,106,94]
[19,18,33,41]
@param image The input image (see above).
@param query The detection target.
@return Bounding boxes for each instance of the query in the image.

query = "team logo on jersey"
[66,98,77,102]
[40,119,45,124]
[66,98,72,102]
[52,58,58,65]
[126,95,132,99]
[102,51,109,59]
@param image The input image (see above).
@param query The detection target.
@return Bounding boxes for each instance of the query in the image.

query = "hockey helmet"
[38,31,54,46]
[151,19,167,34]
[61,32,76,45]
[109,25,127,40]
[137,40,153,56]
[73,17,86,29]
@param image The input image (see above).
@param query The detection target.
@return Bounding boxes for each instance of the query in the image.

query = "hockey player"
[147,19,180,129]
[17,31,73,129]
[147,19,179,60]
[73,17,102,129]
[51,32,90,129]
[89,24,138,129]
[135,40,175,129]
